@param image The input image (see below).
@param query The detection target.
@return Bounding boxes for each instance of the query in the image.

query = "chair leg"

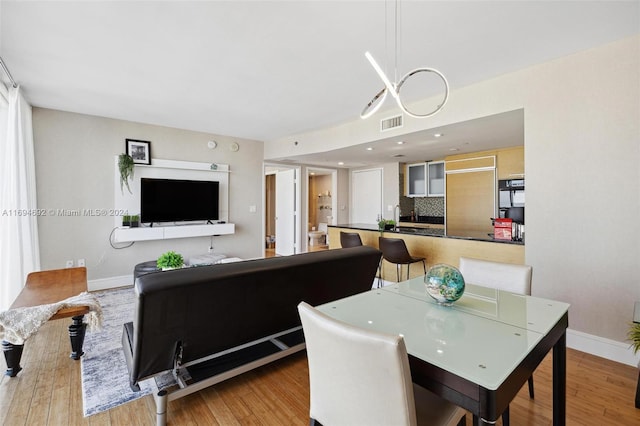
[406,264,410,280]
[528,375,535,399]
[422,259,426,275]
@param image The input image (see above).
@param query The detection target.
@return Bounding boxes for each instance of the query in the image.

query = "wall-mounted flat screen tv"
[141,178,219,224]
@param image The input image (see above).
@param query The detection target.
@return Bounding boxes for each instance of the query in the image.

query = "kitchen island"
[328,224,524,283]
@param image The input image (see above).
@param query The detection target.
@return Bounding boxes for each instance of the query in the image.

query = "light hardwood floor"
[2,313,640,425]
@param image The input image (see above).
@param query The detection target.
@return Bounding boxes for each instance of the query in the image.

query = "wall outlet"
[65,260,74,268]
[77,258,85,267]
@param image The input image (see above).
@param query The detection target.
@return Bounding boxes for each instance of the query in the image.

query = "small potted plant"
[130,214,140,228]
[157,251,184,271]
[118,153,135,194]
[378,218,396,232]
[122,215,131,227]
[628,322,640,355]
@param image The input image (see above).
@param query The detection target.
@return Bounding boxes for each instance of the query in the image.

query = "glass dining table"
[316,276,570,425]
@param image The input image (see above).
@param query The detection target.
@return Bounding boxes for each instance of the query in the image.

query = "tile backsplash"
[399,196,444,217]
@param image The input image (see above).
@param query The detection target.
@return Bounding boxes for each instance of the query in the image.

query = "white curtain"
[0,85,40,311]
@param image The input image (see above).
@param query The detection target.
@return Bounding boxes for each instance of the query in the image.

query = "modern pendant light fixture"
[361,0,449,119]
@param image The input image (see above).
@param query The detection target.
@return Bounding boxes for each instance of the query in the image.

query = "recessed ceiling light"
[397,141,404,145]
[366,147,374,151]
[434,133,443,138]
[449,148,459,152]
[338,161,344,165]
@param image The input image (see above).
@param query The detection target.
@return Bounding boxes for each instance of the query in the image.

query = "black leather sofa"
[122,246,381,425]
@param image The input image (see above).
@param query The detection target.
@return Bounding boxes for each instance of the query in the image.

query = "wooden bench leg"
[69,315,87,360]
[2,340,24,377]
[635,369,640,409]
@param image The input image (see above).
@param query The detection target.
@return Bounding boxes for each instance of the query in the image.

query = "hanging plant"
[118,153,135,194]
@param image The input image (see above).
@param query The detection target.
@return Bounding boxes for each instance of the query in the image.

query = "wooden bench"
[2,267,90,377]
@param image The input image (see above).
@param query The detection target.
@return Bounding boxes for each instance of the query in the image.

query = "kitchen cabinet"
[444,155,496,238]
[407,161,445,197]
[427,161,445,197]
[406,162,426,197]
[497,146,524,180]
[446,170,495,237]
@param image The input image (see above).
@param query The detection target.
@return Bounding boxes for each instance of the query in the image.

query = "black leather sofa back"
[124,246,381,387]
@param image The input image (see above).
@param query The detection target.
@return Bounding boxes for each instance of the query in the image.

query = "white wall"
[32,108,265,282]
[335,168,350,224]
[264,36,640,347]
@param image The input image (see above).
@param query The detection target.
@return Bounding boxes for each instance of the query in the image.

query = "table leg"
[69,315,86,360]
[552,331,567,425]
[502,406,510,426]
[2,340,24,377]
[635,369,640,408]
[472,414,487,425]
[473,413,505,425]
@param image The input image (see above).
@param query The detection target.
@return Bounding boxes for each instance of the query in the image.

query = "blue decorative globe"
[424,264,465,306]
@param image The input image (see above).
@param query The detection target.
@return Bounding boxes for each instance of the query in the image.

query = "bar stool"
[378,237,426,283]
[340,232,363,248]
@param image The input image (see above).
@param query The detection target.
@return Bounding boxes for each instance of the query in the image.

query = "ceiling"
[272,109,525,168]
[1,1,638,167]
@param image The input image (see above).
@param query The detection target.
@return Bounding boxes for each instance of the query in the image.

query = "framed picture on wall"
[126,139,151,165]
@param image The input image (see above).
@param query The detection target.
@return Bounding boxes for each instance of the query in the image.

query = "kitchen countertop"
[398,215,445,224]
[329,223,524,245]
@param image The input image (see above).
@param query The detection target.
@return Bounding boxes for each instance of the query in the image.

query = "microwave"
[498,179,525,209]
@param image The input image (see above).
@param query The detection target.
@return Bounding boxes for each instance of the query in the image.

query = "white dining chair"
[297,301,467,426]
[458,256,534,426]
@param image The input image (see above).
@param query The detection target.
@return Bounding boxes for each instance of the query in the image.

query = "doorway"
[264,164,301,257]
[305,167,338,252]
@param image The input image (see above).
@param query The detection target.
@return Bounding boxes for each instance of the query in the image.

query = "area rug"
[81,286,154,417]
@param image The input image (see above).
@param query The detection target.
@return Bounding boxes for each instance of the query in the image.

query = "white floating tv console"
[113,158,235,242]
[113,223,235,243]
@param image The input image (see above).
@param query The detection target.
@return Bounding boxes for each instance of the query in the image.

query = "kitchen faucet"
[394,205,400,231]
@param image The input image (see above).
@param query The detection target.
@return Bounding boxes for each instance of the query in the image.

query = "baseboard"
[88,274,133,291]
[567,328,640,367]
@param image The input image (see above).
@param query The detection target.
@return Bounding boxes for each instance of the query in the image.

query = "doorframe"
[263,163,302,256]
[305,167,338,251]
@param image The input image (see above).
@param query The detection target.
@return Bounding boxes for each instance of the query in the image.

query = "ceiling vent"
[380,115,403,132]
